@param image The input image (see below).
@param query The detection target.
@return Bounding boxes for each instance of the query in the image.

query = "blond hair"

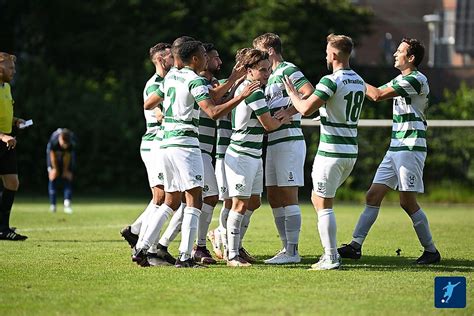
[327,34,353,57]
[253,33,282,54]
[239,49,269,69]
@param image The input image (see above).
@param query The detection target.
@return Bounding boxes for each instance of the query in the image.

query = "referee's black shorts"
[0,140,18,175]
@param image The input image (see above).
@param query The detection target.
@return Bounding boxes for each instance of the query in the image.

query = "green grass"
[1,198,472,315]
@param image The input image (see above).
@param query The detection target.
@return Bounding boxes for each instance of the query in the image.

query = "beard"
[327,62,333,72]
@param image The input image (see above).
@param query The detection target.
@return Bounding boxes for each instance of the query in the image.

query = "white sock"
[197,203,214,247]
[317,208,337,256]
[285,205,301,256]
[178,207,201,261]
[227,211,244,260]
[410,208,436,253]
[352,205,380,246]
[218,206,230,234]
[158,203,184,247]
[136,204,173,250]
[239,209,254,249]
[272,207,286,250]
[131,200,154,235]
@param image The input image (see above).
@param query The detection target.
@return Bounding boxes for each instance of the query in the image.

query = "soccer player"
[46,128,76,214]
[134,41,259,268]
[283,34,366,270]
[225,48,289,267]
[120,42,174,253]
[253,33,314,264]
[208,48,249,261]
[337,38,441,265]
[0,52,28,241]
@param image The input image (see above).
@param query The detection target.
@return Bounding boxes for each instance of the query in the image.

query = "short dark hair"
[171,36,195,56]
[402,38,425,67]
[149,43,171,61]
[0,52,16,63]
[203,43,215,53]
[253,33,282,54]
[178,41,203,63]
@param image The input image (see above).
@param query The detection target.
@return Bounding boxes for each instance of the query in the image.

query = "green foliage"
[424,83,474,189]
[0,0,372,194]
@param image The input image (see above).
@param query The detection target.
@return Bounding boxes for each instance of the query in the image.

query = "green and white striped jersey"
[313,69,366,158]
[229,80,270,159]
[157,67,211,149]
[142,73,164,144]
[381,71,429,152]
[265,61,309,146]
[198,78,218,157]
[216,115,232,159]
[215,78,232,159]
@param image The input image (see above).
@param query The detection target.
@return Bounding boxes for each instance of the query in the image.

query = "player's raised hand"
[229,61,246,81]
[283,75,298,97]
[240,81,260,98]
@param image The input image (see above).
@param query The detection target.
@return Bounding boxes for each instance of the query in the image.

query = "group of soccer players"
[120,32,441,269]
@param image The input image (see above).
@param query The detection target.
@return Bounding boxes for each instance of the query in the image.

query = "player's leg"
[175,186,203,267]
[339,152,396,259]
[224,151,257,267]
[310,157,355,270]
[133,148,180,266]
[396,151,440,264]
[238,194,260,264]
[63,178,73,214]
[208,158,230,259]
[174,147,205,268]
[265,146,287,253]
[194,154,219,264]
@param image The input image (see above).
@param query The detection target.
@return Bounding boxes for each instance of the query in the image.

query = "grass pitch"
[0,198,472,315]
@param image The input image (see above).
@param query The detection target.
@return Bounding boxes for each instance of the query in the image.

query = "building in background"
[352,0,473,100]
[352,0,473,67]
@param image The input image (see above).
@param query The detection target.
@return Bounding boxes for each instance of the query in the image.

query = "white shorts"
[373,150,426,193]
[224,149,263,198]
[311,155,356,198]
[265,140,306,187]
[202,153,219,198]
[215,158,229,200]
[161,146,204,193]
[140,139,164,187]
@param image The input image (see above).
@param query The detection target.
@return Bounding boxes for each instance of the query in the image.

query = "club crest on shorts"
[408,175,416,187]
[203,185,209,192]
[158,173,164,180]
[220,186,227,193]
[288,171,294,182]
[195,175,202,181]
[317,181,325,193]
[235,183,245,192]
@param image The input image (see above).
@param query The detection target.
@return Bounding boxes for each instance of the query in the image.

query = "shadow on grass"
[250,254,473,272]
[36,239,123,243]
[341,255,474,272]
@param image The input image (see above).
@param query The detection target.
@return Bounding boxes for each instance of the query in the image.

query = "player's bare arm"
[209,62,246,102]
[198,81,260,119]
[365,83,399,102]
[283,76,324,116]
[143,92,163,110]
[258,112,289,132]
